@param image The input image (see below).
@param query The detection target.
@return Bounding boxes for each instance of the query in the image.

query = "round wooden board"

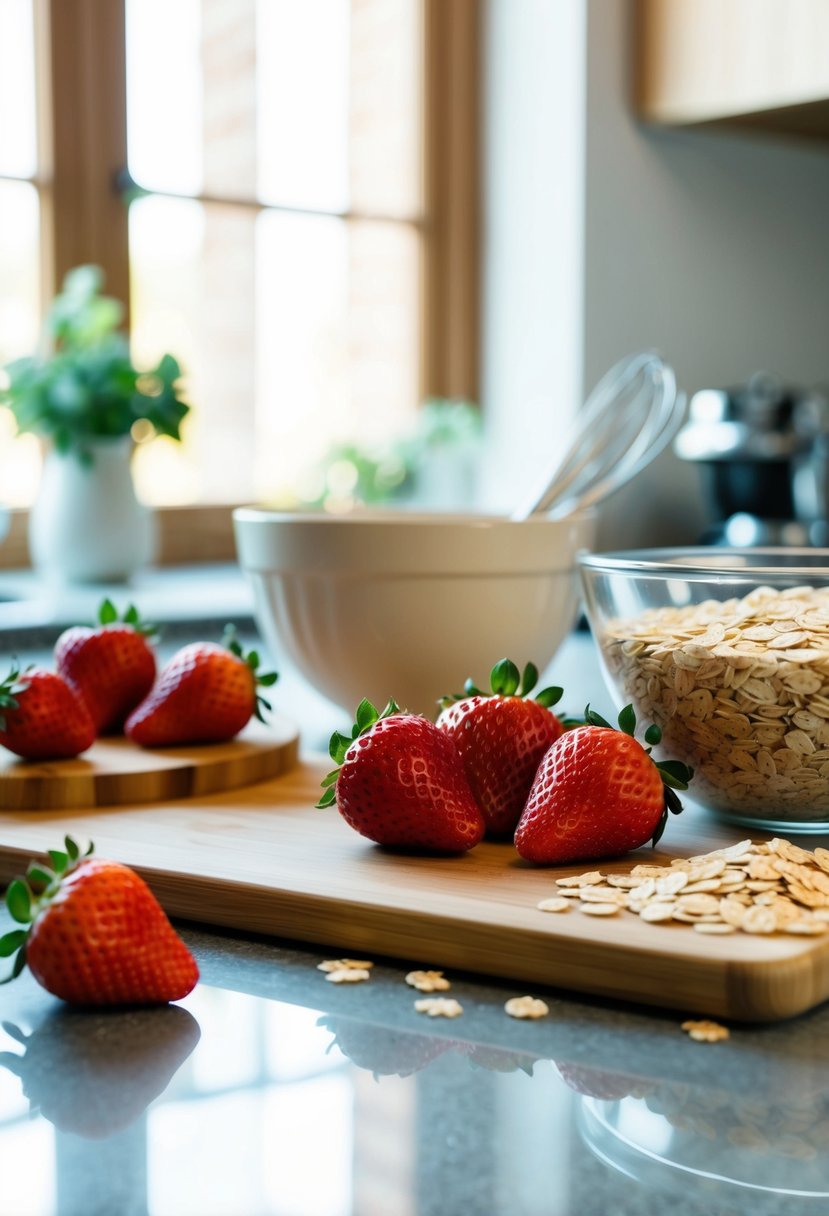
[0,716,299,810]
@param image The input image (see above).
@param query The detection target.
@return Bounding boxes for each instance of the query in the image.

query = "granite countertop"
[0,612,826,1216]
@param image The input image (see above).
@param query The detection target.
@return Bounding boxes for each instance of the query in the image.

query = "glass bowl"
[579,548,829,833]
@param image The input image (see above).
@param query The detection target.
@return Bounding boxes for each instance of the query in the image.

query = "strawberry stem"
[316,697,400,808]
[0,836,94,986]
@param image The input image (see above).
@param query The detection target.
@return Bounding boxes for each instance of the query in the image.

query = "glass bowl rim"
[579,546,829,579]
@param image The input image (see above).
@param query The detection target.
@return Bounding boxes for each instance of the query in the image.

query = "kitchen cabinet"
[637,0,829,139]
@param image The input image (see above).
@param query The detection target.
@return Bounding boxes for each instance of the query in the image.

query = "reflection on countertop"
[1,918,827,1216]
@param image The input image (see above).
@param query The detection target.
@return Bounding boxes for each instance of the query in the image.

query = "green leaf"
[65,836,80,862]
[47,850,68,874]
[124,604,139,625]
[0,930,26,957]
[315,787,337,809]
[26,866,54,889]
[98,598,117,624]
[517,662,539,698]
[4,880,31,925]
[535,686,563,709]
[258,671,278,687]
[0,945,27,984]
[664,786,684,815]
[329,731,352,765]
[490,659,520,697]
[584,705,613,729]
[644,723,662,747]
[246,650,260,670]
[463,678,484,697]
[656,761,692,791]
[355,699,379,733]
[380,698,400,718]
[617,705,636,736]
[651,806,669,848]
[320,769,339,788]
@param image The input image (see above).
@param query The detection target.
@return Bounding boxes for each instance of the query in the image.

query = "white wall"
[480,0,586,516]
[483,0,829,545]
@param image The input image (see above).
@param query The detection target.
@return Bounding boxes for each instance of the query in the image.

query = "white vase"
[30,439,157,583]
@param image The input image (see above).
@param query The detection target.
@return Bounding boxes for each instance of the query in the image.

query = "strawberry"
[0,836,199,1005]
[125,629,277,747]
[514,705,693,865]
[55,598,157,733]
[317,699,485,853]
[437,659,564,837]
[0,664,95,760]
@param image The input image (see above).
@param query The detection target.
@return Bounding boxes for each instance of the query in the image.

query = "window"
[0,0,479,522]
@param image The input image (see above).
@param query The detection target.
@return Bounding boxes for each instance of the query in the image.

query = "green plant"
[0,265,189,461]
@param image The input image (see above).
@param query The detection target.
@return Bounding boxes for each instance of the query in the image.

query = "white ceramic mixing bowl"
[233,509,595,718]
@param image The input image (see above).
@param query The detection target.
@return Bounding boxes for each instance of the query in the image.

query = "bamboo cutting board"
[1,758,828,1022]
[0,717,299,809]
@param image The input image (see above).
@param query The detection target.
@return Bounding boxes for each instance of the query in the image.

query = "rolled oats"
[536,897,571,913]
[536,837,829,938]
[601,585,829,823]
[414,997,463,1018]
[405,970,451,992]
[681,1019,730,1043]
[504,995,550,1020]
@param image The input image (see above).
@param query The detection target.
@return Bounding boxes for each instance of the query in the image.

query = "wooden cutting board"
[1,758,828,1023]
[0,717,299,809]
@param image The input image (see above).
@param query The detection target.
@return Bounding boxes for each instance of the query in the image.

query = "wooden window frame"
[0,0,481,569]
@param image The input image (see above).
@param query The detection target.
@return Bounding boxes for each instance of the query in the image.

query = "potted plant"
[0,265,189,583]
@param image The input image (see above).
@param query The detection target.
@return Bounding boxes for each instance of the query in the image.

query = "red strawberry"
[125,630,277,746]
[55,599,157,734]
[0,664,95,760]
[437,659,564,837]
[0,836,199,1006]
[514,705,693,865]
[317,699,485,853]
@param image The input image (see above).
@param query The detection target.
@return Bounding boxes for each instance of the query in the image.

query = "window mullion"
[42,0,130,319]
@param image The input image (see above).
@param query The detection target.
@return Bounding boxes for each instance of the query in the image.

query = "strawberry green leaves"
[96,598,158,640]
[222,626,279,722]
[317,698,400,808]
[441,658,563,710]
[0,662,31,731]
[1,836,94,985]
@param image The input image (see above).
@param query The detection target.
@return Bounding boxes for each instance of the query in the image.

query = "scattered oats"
[556,871,603,888]
[538,837,829,944]
[742,906,777,935]
[318,959,374,973]
[414,997,463,1018]
[681,1019,730,1043]
[326,967,372,984]
[505,995,550,1020]
[639,902,677,923]
[537,897,571,913]
[405,970,451,992]
[580,902,619,916]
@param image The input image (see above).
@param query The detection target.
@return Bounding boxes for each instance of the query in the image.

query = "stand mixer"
[674,373,829,547]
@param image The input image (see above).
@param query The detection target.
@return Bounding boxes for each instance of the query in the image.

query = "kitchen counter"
[1,631,827,1216]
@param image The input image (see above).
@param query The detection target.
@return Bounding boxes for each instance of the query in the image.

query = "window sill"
[0,504,241,570]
